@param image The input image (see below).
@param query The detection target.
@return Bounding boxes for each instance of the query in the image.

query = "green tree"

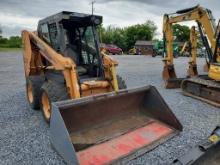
[0,26,22,48]
[8,36,22,48]
[97,20,157,51]
[98,25,127,50]
[0,35,22,48]
[124,21,157,50]
[172,24,190,42]
[0,27,9,46]
[0,26,2,40]
[102,25,115,44]
[97,24,105,43]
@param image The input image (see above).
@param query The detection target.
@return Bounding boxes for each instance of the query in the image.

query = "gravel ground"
[0,52,220,165]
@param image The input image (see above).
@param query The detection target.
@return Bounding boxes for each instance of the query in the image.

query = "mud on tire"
[26,75,45,110]
[40,81,69,123]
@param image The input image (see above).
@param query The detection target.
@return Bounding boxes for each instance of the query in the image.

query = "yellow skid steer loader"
[22,11,182,164]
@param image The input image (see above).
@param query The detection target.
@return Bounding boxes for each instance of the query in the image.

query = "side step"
[50,86,182,165]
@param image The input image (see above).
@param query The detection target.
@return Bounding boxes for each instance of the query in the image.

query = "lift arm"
[22,30,81,99]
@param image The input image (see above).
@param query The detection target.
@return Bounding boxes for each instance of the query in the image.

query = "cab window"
[41,23,50,43]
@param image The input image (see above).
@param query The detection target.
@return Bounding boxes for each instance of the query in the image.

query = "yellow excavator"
[22,11,182,164]
[179,27,199,58]
[179,41,190,57]
[179,28,209,71]
[162,5,220,107]
[163,24,200,88]
[162,6,220,164]
[182,26,199,76]
[128,47,137,55]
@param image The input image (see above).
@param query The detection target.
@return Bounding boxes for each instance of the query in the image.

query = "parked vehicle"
[128,47,141,55]
[101,44,123,55]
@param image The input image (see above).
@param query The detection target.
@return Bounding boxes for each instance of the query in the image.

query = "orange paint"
[77,121,173,165]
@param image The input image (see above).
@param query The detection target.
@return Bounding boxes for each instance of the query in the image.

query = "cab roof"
[38,11,103,27]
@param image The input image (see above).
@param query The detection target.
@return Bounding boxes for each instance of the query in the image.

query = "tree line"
[0,22,190,50]
[98,22,191,51]
[0,29,22,48]
[98,20,157,51]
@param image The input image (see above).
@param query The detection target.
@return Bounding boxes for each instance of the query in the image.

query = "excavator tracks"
[181,77,220,107]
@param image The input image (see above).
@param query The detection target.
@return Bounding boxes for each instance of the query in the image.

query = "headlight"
[91,16,101,25]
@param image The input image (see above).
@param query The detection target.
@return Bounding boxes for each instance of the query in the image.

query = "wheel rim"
[42,92,51,120]
[27,84,34,103]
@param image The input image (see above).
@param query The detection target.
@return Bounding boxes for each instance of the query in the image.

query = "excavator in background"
[162,6,220,164]
[179,28,200,58]
[153,40,179,57]
[179,31,206,57]
[163,24,201,88]
[179,41,189,57]
[22,11,182,164]
[186,26,199,77]
[128,47,139,55]
[162,5,220,107]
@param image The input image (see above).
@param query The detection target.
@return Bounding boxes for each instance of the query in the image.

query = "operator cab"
[37,11,103,81]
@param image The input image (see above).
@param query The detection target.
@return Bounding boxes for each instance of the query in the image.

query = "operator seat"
[63,30,87,76]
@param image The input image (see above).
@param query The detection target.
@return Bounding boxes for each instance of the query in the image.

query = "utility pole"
[0,25,2,38]
[91,0,96,15]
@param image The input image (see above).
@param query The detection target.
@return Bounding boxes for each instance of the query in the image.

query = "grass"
[0,47,22,52]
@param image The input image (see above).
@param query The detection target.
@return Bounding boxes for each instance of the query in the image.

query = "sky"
[0,0,220,38]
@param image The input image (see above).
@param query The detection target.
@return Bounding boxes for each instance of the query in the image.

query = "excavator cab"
[208,20,220,80]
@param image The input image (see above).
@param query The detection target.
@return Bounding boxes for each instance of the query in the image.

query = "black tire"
[117,75,127,89]
[40,81,69,123]
[26,75,45,110]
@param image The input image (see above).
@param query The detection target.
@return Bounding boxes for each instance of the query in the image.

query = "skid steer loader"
[22,11,182,164]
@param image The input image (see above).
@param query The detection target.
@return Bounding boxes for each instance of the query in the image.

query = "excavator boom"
[162,5,219,88]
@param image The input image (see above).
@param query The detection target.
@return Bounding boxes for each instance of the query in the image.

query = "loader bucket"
[50,85,182,165]
[162,64,183,89]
